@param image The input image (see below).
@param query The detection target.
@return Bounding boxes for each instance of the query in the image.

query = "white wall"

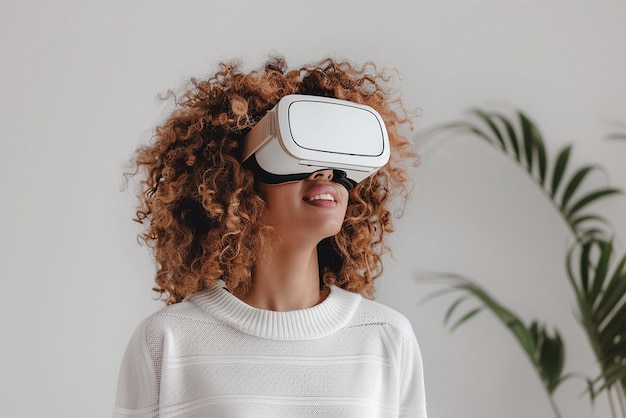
[1,1,624,417]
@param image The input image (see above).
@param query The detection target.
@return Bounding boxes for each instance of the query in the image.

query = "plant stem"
[547,394,563,418]
[608,389,618,418]
[615,384,626,418]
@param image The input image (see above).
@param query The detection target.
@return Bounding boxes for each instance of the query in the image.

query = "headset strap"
[244,154,356,191]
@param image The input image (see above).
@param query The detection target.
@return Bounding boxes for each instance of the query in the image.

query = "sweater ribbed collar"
[189,281,362,341]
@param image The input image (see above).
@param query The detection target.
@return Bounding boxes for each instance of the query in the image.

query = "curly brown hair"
[131,56,417,305]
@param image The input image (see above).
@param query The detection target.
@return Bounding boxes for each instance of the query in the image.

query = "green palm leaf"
[520,112,548,185]
[566,188,622,219]
[425,109,622,239]
[498,113,521,159]
[427,274,566,397]
[494,112,522,161]
[473,109,507,151]
[550,144,572,198]
[566,239,626,397]
[572,214,610,228]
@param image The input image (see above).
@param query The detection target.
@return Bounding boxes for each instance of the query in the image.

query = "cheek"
[339,190,350,212]
[259,183,300,216]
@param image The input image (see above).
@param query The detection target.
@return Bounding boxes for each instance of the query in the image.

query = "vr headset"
[242,94,390,190]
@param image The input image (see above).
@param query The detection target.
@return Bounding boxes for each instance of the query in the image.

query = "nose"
[308,169,334,181]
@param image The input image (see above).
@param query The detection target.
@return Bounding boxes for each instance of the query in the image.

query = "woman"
[114,56,427,417]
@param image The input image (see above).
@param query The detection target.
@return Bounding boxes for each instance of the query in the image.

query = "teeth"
[308,193,335,202]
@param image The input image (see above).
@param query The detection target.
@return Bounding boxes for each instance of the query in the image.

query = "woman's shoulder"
[130,298,207,337]
[335,286,416,336]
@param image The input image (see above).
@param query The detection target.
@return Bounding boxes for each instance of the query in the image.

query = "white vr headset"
[242,94,390,190]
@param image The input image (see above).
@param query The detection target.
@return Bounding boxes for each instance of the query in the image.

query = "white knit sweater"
[114,281,427,417]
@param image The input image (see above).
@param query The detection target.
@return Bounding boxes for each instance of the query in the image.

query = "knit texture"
[114,281,427,417]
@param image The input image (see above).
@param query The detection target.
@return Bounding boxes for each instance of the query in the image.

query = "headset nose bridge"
[308,169,334,181]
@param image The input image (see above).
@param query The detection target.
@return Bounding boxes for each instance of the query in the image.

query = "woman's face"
[259,170,349,247]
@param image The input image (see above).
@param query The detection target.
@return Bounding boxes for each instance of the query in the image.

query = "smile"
[307,193,335,202]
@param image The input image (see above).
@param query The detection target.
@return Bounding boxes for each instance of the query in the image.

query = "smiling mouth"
[306,193,336,202]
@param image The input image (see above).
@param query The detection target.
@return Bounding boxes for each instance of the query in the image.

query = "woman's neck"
[242,241,328,312]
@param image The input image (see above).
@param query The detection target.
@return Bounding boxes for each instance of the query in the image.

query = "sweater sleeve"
[399,319,428,418]
[113,318,161,418]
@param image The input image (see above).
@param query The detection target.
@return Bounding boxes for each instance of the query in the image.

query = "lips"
[303,185,339,205]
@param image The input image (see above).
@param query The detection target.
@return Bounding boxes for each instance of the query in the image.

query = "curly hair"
[130,56,417,305]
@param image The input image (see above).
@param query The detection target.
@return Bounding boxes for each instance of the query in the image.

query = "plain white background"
[1,1,625,417]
